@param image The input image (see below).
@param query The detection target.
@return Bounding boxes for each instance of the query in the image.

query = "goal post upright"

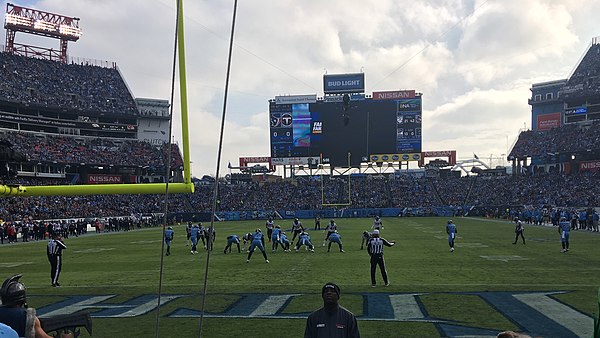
[320,152,352,207]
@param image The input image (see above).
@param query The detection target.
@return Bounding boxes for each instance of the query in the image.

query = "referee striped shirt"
[367,237,393,255]
[47,239,67,256]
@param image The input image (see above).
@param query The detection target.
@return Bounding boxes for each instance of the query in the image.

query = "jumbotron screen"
[269,94,422,167]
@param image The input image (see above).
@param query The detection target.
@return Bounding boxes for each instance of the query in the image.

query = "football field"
[1,217,598,337]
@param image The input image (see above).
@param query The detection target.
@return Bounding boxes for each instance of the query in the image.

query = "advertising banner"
[0,111,137,132]
[536,112,561,131]
[370,153,421,162]
[87,174,123,184]
[274,94,317,104]
[579,161,600,172]
[271,157,320,165]
[323,73,365,94]
[372,90,416,100]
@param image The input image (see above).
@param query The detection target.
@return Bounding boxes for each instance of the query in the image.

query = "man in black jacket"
[304,282,360,338]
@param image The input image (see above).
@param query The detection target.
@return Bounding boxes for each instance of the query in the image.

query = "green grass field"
[1,217,599,337]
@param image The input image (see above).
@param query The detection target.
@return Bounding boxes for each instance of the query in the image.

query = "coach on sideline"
[367,229,395,287]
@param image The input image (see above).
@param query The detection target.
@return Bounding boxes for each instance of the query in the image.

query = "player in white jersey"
[372,216,383,231]
[323,219,337,246]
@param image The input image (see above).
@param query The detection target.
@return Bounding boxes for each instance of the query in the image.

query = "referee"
[367,229,395,287]
[47,234,67,287]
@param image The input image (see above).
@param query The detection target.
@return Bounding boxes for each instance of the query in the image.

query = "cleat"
[246,259,250,263]
[327,250,330,253]
[371,284,376,288]
[340,250,345,253]
[191,250,194,254]
[450,247,454,252]
[385,283,390,287]
[265,260,270,263]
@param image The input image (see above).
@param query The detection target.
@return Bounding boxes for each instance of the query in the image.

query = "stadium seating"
[0,52,137,115]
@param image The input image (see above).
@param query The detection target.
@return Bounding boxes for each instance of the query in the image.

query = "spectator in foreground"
[304,282,360,338]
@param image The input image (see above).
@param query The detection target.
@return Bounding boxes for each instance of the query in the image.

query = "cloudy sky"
[6,0,600,176]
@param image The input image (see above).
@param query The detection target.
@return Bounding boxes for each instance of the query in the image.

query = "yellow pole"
[177,0,191,184]
[0,183,194,197]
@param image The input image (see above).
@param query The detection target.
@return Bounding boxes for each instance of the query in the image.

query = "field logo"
[35,291,592,337]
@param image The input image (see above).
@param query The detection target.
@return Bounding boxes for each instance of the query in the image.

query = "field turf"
[1,217,598,337]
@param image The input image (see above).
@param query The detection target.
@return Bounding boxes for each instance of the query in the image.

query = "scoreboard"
[269,92,422,167]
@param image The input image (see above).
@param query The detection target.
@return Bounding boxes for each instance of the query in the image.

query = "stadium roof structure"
[451,157,491,175]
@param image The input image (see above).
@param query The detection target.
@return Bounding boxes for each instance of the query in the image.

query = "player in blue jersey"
[190,224,200,254]
[295,230,315,252]
[224,234,241,254]
[360,230,372,250]
[279,231,291,252]
[446,220,457,252]
[559,217,571,253]
[327,230,344,253]
[271,225,282,251]
[164,226,174,256]
[246,228,269,263]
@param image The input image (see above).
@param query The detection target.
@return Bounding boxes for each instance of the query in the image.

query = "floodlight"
[33,19,55,32]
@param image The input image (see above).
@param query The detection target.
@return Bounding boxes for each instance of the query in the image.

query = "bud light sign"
[323,73,365,94]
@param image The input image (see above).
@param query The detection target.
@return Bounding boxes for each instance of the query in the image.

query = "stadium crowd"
[562,43,600,100]
[0,52,137,115]
[0,170,598,221]
[509,120,600,158]
[6,131,181,169]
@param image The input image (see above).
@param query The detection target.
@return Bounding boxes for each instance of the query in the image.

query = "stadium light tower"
[4,3,81,63]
